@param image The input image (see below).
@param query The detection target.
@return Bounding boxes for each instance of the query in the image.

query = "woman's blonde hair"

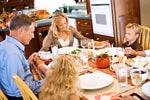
[126,23,142,35]
[50,12,70,38]
[39,55,82,100]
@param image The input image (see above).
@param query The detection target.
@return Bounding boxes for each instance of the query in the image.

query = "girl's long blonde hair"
[39,55,82,100]
[50,12,70,38]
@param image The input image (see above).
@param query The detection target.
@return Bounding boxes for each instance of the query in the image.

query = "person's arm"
[124,47,146,57]
[40,30,52,51]
[69,94,80,100]
[70,26,87,40]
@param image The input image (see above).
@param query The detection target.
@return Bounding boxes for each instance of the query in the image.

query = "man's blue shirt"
[0,35,43,97]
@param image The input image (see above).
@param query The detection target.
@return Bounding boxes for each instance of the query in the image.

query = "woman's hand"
[101,41,110,47]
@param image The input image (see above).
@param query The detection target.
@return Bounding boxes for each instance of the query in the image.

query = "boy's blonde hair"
[126,23,142,35]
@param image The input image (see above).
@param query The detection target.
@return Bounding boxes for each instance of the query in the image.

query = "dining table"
[34,46,150,100]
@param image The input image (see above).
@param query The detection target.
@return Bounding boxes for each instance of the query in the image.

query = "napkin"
[95,92,117,100]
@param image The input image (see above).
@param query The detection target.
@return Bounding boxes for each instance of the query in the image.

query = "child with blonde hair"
[39,55,87,100]
[122,23,143,51]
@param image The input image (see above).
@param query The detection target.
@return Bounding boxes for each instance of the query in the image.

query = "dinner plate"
[58,47,79,55]
[79,72,114,90]
[142,82,150,97]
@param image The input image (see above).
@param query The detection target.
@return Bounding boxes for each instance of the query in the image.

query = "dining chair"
[0,90,8,100]
[12,74,38,100]
[138,25,150,50]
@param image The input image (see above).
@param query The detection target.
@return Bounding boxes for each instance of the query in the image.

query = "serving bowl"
[38,51,51,60]
[130,68,148,83]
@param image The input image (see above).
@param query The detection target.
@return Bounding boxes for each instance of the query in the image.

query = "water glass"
[80,39,87,48]
[78,51,89,68]
[87,39,92,49]
[116,64,127,87]
[130,68,142,93]
[51,44,58,59]
[116,47,124,56]
[130,69,142,86]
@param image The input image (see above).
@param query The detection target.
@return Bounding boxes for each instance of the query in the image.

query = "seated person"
[40,12,110,52]
[40,12,88,51]
[0,14,43,99]
[38,55,87,100]
[121,23,143,51]
[124,47,150,57]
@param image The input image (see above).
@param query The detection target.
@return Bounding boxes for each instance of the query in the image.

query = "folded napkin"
[79,68,98,75]
[95,92,117,100]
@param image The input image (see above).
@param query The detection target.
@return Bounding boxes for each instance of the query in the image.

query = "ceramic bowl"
[130,68,148,83]
[38,51,51,60]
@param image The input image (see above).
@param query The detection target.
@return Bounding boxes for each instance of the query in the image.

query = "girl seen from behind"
[39,55,87,100]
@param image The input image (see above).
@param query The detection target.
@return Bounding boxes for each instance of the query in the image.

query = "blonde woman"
[40,12,87,51]
[39,55,87,100]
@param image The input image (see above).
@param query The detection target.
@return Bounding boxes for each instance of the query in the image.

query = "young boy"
[122,23,143,51]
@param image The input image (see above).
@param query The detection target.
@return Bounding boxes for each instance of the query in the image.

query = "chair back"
[138,25,150,50]
[12,74,38,100]
[0,90,8,100]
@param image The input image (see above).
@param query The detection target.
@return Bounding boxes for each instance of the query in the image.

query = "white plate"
[58,47,79,55]
[142,82,150,97]
[79,72,114,90]
[38,51,52,60]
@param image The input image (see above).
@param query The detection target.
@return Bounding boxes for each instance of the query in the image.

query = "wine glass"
[130,68,142,93]
[80,39,87,48]
[87,39,92,49]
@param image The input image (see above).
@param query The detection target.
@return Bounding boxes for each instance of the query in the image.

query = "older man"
[0,14,43,100]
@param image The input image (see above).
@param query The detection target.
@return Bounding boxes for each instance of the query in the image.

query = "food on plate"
[70,49,81,54]
[94,41,104,47]
[28,10,51,20]
[118,56,127,64]
[94,41,106,48]
[126,58,134,66]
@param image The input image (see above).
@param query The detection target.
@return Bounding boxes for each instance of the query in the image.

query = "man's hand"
[28,52,39,64]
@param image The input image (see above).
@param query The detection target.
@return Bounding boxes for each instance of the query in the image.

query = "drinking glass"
[78,51,89,69]
[51,44,58,59]
[130,68,142,93]
[80,39,87,48]
[87,39,92,49]
[116,47,124,56]
[116,63,127,87]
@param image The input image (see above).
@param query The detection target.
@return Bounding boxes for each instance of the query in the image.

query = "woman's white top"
[58,36,70,47]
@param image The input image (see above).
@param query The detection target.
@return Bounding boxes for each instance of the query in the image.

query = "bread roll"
[29,10,51,20]
[35,10,51,19]
[118,56,127,64]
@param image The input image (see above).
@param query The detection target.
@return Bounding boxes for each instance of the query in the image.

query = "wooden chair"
[138,25,150,50]
[12,74,38,100]
[0,90,8,100]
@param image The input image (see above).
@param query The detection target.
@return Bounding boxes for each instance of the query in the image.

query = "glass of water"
[116,63,128,87]
[51,44,58,59]
[130,68,142,93]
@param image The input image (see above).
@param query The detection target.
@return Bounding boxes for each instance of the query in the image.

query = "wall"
[34,0,76,14]
[140,0,150,27]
